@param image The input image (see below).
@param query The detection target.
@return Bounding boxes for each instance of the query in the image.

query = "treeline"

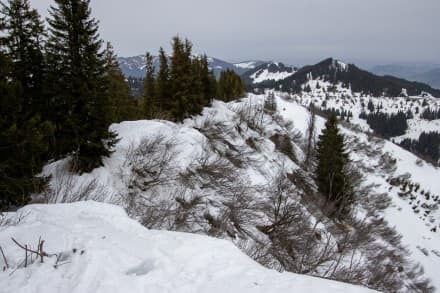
[0,0,245,211]
[359,111,408,138]
[142,43,245,121]
[421,108,440,121]
[320,107,353,121]
[400,132,440,165]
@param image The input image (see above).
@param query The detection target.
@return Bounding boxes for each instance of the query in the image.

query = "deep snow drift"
[0,202,376,293]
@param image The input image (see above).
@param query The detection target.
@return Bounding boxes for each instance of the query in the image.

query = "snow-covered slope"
[276,94,440,290]
[243,62,296,84]
[0,202,376,293]
[24,94,438,291]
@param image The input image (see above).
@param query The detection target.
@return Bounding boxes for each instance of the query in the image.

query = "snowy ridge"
[251,69,295,83]
[0,202,375,293]
[17,94,440,291]
[234,61,259,69]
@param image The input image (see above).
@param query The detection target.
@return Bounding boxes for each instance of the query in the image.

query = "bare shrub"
[124,134,178,192]
[270,134,297,163]
[40,165,111,203]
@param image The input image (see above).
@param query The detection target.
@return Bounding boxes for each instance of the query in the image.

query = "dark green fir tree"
[46,0,117,173]
[143,52,156,118]
[0,0,52,211]
[104,42,140,123]
[315,114,353,218]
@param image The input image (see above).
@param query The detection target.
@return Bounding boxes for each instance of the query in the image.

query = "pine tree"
[315,114,352,218]
[104,42,140,122]
[143,52,156,118]
[46,0,116,173]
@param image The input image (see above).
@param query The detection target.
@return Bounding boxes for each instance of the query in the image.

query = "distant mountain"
[270,58,440,98]
[241,62,296,85]
[117,55,265,79]
[371,64,440,89]
[411,68,440,90]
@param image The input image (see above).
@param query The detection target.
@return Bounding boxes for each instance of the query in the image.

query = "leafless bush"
[124,135,178,193]
[219,184,260,237]
[40,166,110,203]
[0,211,29,228]
[231,100,265,133]
[180,142,237,190]
[270,133,297,163]
[256,169,339,275]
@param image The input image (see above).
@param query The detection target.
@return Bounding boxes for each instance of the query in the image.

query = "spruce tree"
[46,0,116,173]
[143,52,156,118]
[155,47,170,117]
[169,36,195,121]
[315,114,352,218]
[0,0,52,210]
[0,0,46,117]
[104,42,140,122]
[217,69,245,102]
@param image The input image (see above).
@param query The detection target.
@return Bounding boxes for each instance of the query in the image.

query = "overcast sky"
[30,0,439,67]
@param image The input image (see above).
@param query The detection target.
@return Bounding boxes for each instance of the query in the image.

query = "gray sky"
[30,0,440,67]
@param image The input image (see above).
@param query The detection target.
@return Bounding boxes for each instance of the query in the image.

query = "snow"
[251,69,295,83]
[234,61,257,69]
[273,92,440,290]
[28,90,440,291]
[0,202,376,293]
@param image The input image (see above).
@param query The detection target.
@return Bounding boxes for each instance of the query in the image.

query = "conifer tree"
[46,0,116,173]
[315,114,352,218]
[143,52,156,118]
[169,36,198,121]
[155,47,170,117]
[217,69,245,102]
[0,0,52,210]
[104,42,140,122]
[0,0,46,117]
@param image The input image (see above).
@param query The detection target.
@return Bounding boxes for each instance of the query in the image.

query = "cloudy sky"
[30,0,439,67]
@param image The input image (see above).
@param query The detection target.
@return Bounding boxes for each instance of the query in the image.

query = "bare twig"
[0,245,9,270]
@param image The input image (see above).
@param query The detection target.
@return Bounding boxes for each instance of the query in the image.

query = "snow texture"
[0,202,376,293]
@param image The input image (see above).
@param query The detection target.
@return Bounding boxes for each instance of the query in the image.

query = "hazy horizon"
[29,0,440,68]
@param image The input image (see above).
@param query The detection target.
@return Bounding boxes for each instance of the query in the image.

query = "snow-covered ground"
[9,92,438,291]
[292,79,440,144]
[251,69,295,83]
[0,202,376,293]
[275,94,440,290]
[234,61,259,69]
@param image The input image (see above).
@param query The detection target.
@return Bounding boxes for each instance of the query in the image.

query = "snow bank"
[0,202,375,293]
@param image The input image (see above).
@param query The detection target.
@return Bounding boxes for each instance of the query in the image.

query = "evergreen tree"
[169,36,197,121]
[217,69,245,102]
[46,0,116,173]
[304,103,316,169]
[143,52,156,118]
[155,47,170,118]
[104,42,140,122]
[315,115,353,218]
[0,0,52,210]
[0,0,46,117]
